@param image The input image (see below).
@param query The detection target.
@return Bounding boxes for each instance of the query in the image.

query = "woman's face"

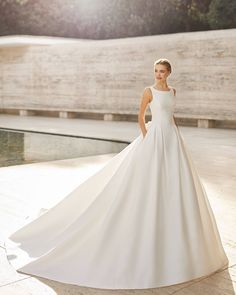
[154,64,170,81]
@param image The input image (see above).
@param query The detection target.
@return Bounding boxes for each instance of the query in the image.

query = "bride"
[5,58,229,289]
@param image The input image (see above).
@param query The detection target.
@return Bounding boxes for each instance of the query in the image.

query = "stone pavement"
[0,114,235,294]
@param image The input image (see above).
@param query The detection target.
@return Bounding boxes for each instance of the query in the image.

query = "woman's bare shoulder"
[143,85,153,91]
[142,86,153,102]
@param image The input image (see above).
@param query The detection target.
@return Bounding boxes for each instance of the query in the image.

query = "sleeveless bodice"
[149,86,176,126]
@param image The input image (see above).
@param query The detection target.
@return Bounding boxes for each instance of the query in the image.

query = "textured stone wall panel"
[0,29,235,120]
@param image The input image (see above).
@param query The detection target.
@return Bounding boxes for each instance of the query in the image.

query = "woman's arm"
[138,87,152,138]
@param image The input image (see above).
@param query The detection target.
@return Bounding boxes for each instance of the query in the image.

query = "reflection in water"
[0,129,128,167]
[0,129,24,167]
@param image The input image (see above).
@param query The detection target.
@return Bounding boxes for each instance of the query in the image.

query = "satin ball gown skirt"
[5,86,229,289]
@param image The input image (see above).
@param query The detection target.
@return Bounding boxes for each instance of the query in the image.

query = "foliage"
[207,0,236,29]
[0,0,235,39]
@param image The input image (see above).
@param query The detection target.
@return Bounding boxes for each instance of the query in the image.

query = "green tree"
[0,0,235,39]
[207,0,236,29]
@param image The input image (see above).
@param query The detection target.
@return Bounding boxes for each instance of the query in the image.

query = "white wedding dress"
[5,86,229,289]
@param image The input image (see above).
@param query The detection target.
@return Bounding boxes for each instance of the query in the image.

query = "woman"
[5,58,229,289]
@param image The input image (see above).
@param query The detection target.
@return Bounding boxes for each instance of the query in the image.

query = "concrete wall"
[0,30,236,127]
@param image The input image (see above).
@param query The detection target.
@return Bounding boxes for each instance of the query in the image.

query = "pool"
[0,128,129,167]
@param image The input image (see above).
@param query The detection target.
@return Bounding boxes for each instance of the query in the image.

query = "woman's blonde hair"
[154,58,172,73]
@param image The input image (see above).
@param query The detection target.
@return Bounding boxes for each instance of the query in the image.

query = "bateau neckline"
[152,86,172,92]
